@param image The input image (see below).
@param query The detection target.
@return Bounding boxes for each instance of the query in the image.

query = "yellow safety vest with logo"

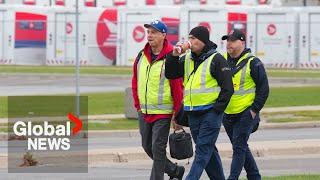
[224,52,256,114]
[137,52,173,114]
[183,52,221,111]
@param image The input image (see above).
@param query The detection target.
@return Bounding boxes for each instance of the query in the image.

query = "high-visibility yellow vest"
[183,52,221,111]
[137,52,173,114]
[224,52,256,114]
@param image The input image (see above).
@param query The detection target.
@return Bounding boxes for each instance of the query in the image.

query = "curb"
[1,105,320,123]
[1,139,320,167]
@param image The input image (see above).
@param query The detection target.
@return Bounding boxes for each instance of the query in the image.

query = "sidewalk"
[88,139,320,163]
[1,139,320,167]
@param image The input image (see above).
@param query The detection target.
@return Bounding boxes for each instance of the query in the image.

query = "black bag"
[175,105,189,127]
[169,129,193,160]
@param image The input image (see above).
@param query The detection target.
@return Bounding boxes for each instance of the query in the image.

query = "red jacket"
[131,39,183,123]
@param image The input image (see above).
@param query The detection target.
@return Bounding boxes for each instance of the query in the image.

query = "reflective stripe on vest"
[224,52,256,114]
[183,52,221,111]
[137,53,173,114]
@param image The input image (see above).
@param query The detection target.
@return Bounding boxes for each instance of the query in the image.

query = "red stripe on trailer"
[226,0,241,5]
[114,0,126,6]
[259,0,268,4]
[56,0,65,6]
[200,0,207,5]
[85,0,96,7]
[146,0,155,5]
[174,0,183,5]
[23,0,36,5]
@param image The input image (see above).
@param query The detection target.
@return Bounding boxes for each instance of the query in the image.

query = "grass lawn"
[0,65,132,75]
[267,69,320,78]
[264,111,320,123]
[255,175,320,180]
[87,119,138,130]
[265,86,320,107]
[0,86,320,118]
[0,92,124,118]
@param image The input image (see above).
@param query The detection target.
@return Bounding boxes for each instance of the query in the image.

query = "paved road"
[84,127,320,150]
[0,74,319,96]
[0,74,130,96]
[1,154,319,179]
[1,127,319,153]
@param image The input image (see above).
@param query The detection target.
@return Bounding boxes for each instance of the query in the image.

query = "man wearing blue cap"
[131,20,185,180]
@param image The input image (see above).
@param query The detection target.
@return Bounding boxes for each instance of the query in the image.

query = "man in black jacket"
[221,29,269,180]
[165,26,234,180]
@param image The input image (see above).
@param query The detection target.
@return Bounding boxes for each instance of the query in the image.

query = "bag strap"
[232,56,254,75]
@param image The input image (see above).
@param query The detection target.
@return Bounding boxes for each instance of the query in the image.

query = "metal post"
[75,0,80,117]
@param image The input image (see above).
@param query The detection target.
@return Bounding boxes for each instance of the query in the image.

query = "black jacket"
[226,48,269,113]
[165,41,234,113]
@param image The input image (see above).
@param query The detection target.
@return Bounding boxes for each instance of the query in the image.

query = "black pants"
[138,113,177,180]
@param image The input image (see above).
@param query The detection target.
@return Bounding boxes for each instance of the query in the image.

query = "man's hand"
[250,110,256,119]
[172,42,184,57]
[172,120,183,131]
[171,112,183,130]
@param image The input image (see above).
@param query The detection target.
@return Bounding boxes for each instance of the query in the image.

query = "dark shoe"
[169,165,185,180]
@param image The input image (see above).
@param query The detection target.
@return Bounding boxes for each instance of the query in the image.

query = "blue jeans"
[223,108,261,180]
[186,109,225,180]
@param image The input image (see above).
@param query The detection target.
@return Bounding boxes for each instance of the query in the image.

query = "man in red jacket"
[131,20,185,180]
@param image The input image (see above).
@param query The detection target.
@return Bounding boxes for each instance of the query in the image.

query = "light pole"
[75,0,80,117]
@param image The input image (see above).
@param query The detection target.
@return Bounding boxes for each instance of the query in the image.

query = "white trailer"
[247,7,299,68]
[116,6,181,66]
[46,7,117,66]
[298,7,320,68]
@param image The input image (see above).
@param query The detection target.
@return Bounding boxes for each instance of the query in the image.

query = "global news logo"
[12,113,82,151]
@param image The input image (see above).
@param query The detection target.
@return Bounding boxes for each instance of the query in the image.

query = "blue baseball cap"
[144,20,168,33]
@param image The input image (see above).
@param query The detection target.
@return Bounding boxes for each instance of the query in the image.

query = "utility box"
[247,7,299,68]
[298,7,320,68]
